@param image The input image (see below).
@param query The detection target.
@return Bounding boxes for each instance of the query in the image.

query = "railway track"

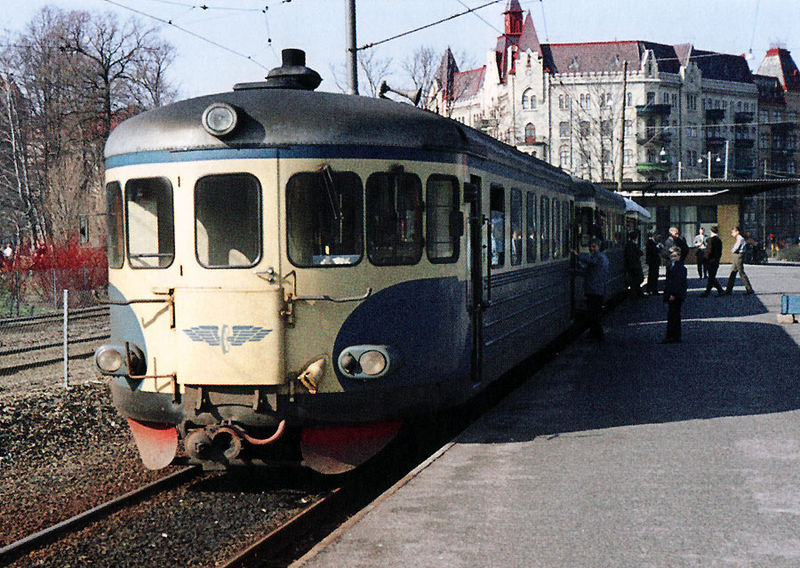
[0,466,200,565]
[0,306,109,375]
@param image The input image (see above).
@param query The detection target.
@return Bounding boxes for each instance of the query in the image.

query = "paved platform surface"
[294,263,800,568]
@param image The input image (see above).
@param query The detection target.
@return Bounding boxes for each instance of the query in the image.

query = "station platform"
[293,262,800,568]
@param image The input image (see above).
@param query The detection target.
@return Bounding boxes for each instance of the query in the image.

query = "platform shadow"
[459,295,800,444]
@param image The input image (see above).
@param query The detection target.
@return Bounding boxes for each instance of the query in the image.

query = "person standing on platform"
[624,230,645,297]
[664,226,689,263]
[576,238,609,342]
[645,232,663,295]
[724,226,755,295]
[662,246,687,343]
[693,227,707,278]
[700,226,725,297]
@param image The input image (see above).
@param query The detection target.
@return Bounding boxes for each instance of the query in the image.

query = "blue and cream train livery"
[94,50,635,474]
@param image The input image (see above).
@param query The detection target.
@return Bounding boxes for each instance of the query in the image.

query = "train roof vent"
[234,48,322,91]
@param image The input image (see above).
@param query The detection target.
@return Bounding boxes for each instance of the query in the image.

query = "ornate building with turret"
[428,0,799,241]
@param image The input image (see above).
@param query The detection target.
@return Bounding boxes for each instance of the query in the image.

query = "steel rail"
[219,486,346,568]
[0,306,108,326]
[0,466,200,565]
[0,333,110,357]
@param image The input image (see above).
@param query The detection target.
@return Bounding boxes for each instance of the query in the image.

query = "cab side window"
[105,182,124,269]
[366,171,423,266]
[426,175,461,263]
[125,177,174,269]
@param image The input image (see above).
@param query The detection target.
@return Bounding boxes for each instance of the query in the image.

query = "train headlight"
[201,102,238,137]
[94,342,147,377]
[359,350,387,376]
[337,345,400,380]
[95,345,124,373]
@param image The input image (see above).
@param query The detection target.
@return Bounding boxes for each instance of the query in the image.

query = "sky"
[1,0,798,100]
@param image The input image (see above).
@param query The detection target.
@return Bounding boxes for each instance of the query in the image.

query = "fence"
[0,267,109,388]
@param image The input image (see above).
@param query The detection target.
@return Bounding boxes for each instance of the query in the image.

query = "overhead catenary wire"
[357,0,504,51]
[102,0,270,70]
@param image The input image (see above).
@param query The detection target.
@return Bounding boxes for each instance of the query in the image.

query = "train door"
[465,176,484,385]
[173,167,286,387]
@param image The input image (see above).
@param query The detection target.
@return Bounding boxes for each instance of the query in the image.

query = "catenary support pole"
[346,0,358,95]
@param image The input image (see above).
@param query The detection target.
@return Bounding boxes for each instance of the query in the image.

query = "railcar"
[94,49,631,474]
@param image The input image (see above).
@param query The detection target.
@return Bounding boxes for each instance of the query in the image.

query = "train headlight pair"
[337,346,399,380]
[94,343,146,377]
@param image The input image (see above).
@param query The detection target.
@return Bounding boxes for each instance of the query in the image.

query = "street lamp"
[697,151,721,179]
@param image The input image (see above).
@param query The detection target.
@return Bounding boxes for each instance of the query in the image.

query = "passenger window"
[540,196,550,260]
[125,177,174,268]
[196,173,261,268]
[510,188,522,266]
[366,171,422,266]
[563,201,572,257]
[426,175,461,263]
[526,192,537,263]
[552,200,560,259]
[287,169,363,267]
[105,182,124,269]
[490,185,505,268]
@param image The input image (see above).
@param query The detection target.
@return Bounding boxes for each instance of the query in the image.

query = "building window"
[525,123,536,143]
[559,146,570,168]
[646,92,655,104]
[601,120,612,138]
[559,121,569,138]
[624,149,633,165]
[580,121,590,138]
[522,89,536,110]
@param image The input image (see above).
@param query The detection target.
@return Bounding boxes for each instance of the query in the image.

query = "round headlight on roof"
[202,102,238,137]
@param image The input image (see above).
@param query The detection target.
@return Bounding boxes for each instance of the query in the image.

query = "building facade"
[429,0,799,244]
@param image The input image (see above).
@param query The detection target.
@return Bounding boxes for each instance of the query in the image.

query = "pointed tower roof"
[518,12,541,55]
[757,47,800,92]
[435,47,459,88]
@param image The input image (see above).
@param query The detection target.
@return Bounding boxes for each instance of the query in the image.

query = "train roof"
[570,177,626,211]
[106,87,470,158]
[624,197,652,219]
[105,51,571,188]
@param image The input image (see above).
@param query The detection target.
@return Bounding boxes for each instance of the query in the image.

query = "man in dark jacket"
[577,238,609,342]
[645,232,663,295]
[664,226,689,262]
[699,226,724,297]
[624,230,645,297]
[662,246,687,343]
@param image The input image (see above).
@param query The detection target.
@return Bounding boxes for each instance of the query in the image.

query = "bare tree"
[358,49,393,98]
[0,7,176,245]
[402,46,436,106]
[555,81,630,182]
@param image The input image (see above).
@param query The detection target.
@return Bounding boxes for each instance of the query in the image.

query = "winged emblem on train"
[182,325,272,354]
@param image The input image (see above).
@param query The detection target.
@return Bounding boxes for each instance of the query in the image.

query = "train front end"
[94,50,471,474]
